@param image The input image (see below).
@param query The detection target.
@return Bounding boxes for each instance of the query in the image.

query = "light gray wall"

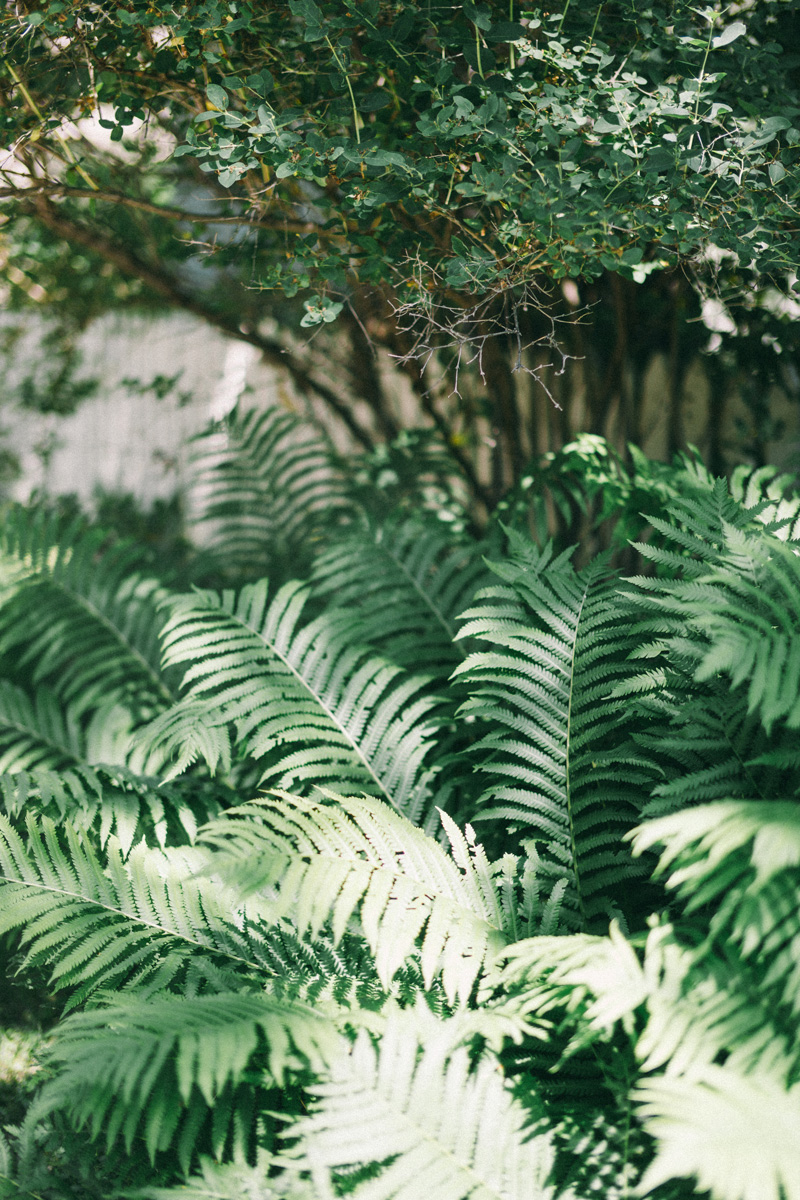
[1,311,289,509]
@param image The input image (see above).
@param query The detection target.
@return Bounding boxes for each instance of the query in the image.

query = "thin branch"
[25,195,376,452]
[0,181,328,235]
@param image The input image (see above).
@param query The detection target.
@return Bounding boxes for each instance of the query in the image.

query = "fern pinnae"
[0,507,176,722]
[454,545,647,931]
[309,515,490,678]
[291,1004,556,1200]
[39,990,345,1167]
[147,579,444,820]
[0,813,298,1002]
[200,792,510,1003]
[189,404,350,584]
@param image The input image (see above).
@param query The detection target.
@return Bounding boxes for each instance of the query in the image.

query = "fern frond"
[143,581,443,820]
[200,792,510,1003]
[189,404,350,583]
[0,813,284,1004]
[309,515,490,678]
[0,682,85,773]
[453,538,650,931]
[636,1066,800,1200]
[730,462,800,542]
[0,505,175,721]
[291,1005,555,1200]
[631,801,800,1021]
[132,1152,315,1199]
[39,991,344,1168]
[0,763,224,853]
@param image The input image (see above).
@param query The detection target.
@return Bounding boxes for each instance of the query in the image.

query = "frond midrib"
[564,577,593,931]
[0,871,266,976]
[48,577,175,708]
[234,606,432,810]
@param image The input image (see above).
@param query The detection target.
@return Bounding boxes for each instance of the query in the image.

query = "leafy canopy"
[2,0,798,311]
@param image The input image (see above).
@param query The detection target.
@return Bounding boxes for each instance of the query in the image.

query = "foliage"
[1,2,799,510]
[2,1,798,297]
[0,414,797,1200]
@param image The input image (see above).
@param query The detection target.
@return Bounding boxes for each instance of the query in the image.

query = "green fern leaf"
[0,682,85,773]
[637,1066,800,1200]
[132,1151,315,1199]
[453,540,649,930]
[143,581,443,820]
[0,813,288,1003]
[189,404,350,583]
[39,991,343,1167]
[200,791,509,1003]
[0,506,175,720]
[310,515,490,678]
[291,1005,555,1200]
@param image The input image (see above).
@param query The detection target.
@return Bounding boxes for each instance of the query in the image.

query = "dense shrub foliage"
[0,409,799,1200]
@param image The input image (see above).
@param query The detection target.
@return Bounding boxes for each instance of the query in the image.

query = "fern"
[0,682,86,773]
[38,991,343,1168]
[0,505,175,722]
[289,1004,556,1200]
[0,812,291,1004]
[454,537,650,931]
[309,514,490,679]
[199,791,510,1004]
[3,439,800,1200]
[142,580,444,822]
[189,404,350,583]
[133,1151,316,1199]
[0,763,224,853]
[618,484,800,814]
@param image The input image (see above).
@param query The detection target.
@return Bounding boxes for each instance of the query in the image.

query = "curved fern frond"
[453,537,650,931]
[0,682,85,773]
[200,792,510,1003]
[0,506,175,721]
[309,515,490,679]
[0,763,224,854]
[189,404,350,583]
[636,1065,800,1200]
[730,462,800,543]
[133,1152,315,1199]
[291,1004,556,1200]
[631,801,800,1022]
[143,581,443,820]
[40,991,344,1168]
[0,813,285,1004]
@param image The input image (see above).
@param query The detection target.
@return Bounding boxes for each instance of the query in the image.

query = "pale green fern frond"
[200,791,509,1003]
[636,1066,800,1200]
[730,462,800,542]
[0,763,223,853]
[309,514,490,679]
[0,682,85,773]
[143,581,443,820]
[290,1004,555,1200]
[133,1151,315,1199]
[0,506,175,721]
[189,404,349,583]
[0,813,285,1003]
[453,539,649,931]
[39,991,344,1168]
[631,801,800,1023]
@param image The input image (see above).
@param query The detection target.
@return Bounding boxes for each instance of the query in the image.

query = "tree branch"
[0,181,327,235]
[25,195,376,452]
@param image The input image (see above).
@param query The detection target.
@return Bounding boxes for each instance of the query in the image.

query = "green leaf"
[712,21,746,50]
[205,84,229,111]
